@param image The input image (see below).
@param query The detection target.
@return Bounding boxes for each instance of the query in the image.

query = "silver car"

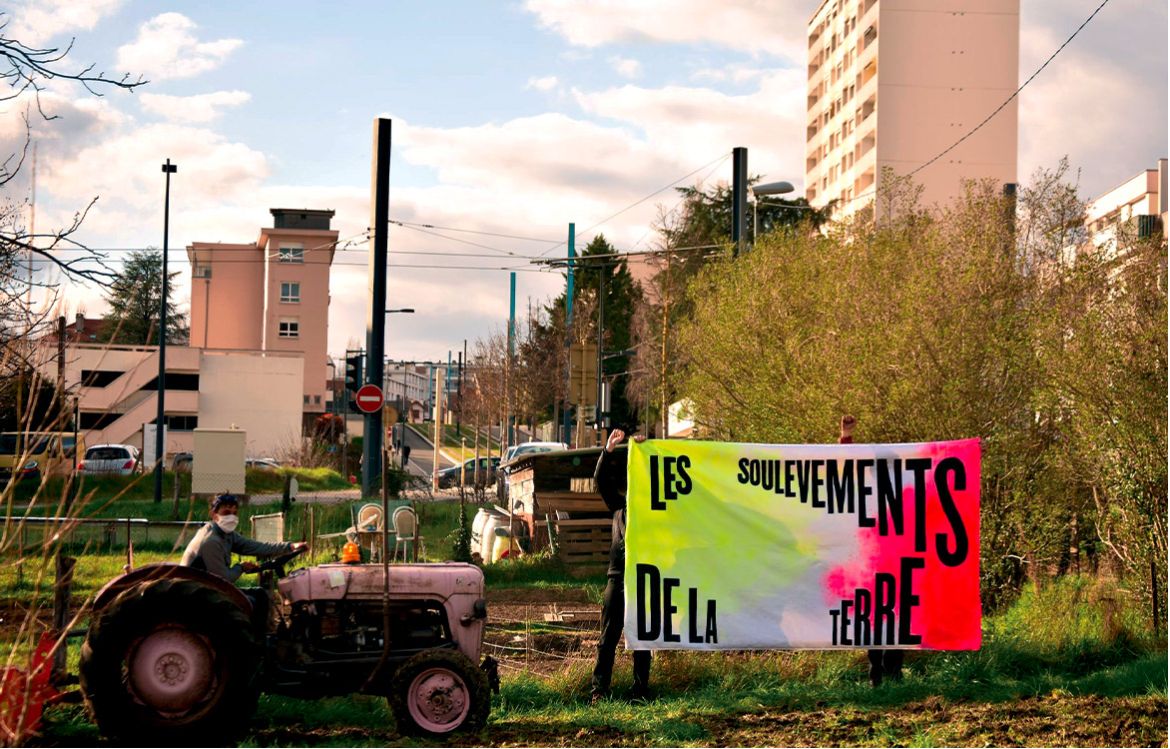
[79,444,141,476]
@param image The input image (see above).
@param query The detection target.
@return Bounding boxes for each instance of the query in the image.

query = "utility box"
[192,428,246,496]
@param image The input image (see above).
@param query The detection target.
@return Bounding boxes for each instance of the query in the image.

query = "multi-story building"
[805,0,1019,219]
[187,209,338,425]
[1084,159,1168,255]
[36,342,303,458]
[384,361,433,422]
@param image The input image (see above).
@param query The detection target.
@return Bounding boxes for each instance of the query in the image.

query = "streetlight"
[154,158,177,503]
[751,180,795,241]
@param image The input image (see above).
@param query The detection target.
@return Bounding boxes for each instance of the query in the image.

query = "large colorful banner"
[624,439,981,650]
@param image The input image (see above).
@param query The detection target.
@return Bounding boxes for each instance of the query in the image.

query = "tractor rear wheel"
[79,578,261,744]
[389,649,490,737]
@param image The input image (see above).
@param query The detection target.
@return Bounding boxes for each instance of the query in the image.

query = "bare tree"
[0,14,146,341]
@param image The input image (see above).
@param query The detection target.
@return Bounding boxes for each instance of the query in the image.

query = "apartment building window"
[193,264,211,279]
[278,245,304,263]
[280,281,301,303]
[279,317,300,338]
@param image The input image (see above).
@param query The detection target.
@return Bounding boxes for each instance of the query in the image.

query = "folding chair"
[392,506,425,562]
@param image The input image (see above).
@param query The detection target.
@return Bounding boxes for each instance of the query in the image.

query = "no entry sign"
[355,383,384,413]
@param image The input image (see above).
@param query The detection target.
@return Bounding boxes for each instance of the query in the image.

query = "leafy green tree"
[666,167,1166,609]
[101,250,188,345]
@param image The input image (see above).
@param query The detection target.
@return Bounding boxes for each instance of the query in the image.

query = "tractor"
[78,548,498,744]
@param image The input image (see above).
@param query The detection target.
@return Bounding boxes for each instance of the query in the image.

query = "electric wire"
[535,151,732,258]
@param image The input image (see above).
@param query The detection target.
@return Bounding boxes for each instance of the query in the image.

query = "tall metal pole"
[732,146,747,256]
[154,159,177,503]
[562,223,574,445]
[363,118,391,497]
[595,263,605,442]
[507,271,516,448]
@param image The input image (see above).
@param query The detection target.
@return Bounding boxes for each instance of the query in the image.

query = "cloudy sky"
[7,0,1166,362]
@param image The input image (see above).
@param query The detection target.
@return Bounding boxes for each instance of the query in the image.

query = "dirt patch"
[488,587,596,605]
[698,694,1168,748]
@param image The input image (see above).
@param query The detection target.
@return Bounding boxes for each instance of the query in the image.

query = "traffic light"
[344,352,363,392]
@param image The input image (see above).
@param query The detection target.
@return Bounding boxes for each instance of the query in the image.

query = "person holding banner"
[591,427,653,703]
[839,414,906,686]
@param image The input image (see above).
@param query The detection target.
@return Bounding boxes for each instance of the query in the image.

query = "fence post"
[171,471,182,520]
[51,553,76,683]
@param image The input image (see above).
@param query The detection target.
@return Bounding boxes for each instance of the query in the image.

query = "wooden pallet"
[554,517,612,565]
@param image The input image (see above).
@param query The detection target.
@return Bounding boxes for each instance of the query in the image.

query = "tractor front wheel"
[389,649,490,737]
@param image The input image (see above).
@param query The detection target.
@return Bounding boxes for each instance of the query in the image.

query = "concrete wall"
[188,244,264,351]
[197,352,304,457]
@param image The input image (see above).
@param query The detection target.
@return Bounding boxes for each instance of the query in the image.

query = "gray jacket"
[180,521,292,582]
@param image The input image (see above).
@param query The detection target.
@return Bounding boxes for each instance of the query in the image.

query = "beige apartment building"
[806,0,1019,219]
[1083,159,1168,255]
[188,209,338,423]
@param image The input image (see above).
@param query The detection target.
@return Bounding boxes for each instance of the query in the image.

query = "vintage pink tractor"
[79,549,497,744]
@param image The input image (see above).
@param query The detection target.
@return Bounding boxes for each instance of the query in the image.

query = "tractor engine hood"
[278,562,484,603]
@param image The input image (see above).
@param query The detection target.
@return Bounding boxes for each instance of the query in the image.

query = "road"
[399,423,453,479]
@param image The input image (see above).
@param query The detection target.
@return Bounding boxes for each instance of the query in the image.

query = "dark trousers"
[867,649,904,686]
[242,587,270,633]
[592,576,651,696]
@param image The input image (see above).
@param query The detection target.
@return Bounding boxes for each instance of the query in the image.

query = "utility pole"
[595,262,606,445]
[458,342,465,434]
[562,223,575,446]
[506,272,516,449]
[732,146,747,256]
[154,159,177,503]
[432,367,443,490]
[363,118,391,497]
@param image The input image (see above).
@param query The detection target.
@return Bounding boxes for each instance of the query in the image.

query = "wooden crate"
[554,517,612,566]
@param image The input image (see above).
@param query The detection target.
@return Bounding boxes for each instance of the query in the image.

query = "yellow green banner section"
[624,438,982,650]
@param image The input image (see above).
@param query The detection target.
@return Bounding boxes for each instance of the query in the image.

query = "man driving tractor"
[181,493,307,628]
[181,493,306,581]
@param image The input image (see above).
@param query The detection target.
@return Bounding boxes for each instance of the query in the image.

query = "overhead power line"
[536,152,733,258]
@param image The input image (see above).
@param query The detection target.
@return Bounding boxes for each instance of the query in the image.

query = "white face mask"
[215,514,240,533]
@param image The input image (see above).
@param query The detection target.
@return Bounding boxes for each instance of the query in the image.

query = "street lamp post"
[751,180,795,243]
[154,159,177,503]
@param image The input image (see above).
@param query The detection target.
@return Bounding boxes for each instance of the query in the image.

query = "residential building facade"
[1084,159,1168,254]
[806,0,1019,219]
[187,208,338,421]
[38,343,303,458]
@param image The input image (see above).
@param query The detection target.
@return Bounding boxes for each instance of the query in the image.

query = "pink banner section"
[823,438,982,650]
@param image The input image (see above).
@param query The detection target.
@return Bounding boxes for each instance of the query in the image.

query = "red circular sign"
[354,383,384,413]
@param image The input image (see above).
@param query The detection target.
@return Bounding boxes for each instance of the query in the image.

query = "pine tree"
[101,250,188,345]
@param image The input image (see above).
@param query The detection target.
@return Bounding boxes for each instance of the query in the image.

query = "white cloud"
[6,0,124,46]
[610,56,642,79]
[691,64,767,85]
[139,90,251,123]
[525,0,807,57]
[526,75,559,92]
[115,13,243,81]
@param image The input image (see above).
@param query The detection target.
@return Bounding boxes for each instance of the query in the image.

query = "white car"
[502,441,569,465]
[79,444,141,476]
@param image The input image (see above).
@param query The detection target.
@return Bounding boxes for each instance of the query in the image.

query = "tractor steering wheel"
[258,545,308,577]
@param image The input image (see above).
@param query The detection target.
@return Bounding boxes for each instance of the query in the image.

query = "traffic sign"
[355,384,384,413]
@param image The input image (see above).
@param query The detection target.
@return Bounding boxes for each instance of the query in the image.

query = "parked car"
[437,456,500,489]
[245,457,282,471]
[0,432,84,483]
[497,441,569,502]
[79,444,141,476]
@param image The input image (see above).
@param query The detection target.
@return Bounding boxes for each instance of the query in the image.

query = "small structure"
[505,446,623,566]
[192,427,246,496]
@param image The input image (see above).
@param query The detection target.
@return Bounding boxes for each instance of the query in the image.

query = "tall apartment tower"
[187,209,338,421]
[805,0,1019,219]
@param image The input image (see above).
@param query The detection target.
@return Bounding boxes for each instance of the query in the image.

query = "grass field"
[0,490,1163,747]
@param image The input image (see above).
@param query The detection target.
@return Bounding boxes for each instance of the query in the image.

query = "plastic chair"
[392,506,424,562]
